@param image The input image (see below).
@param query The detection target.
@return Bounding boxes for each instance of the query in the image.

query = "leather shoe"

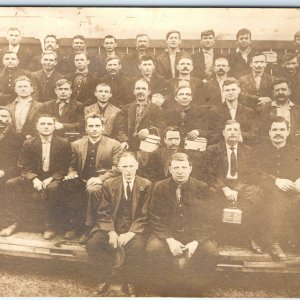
[0,223,18,237]
[250,239,263,254]
[270,242,287,261]
[78,231,90,244]
[127,282,137,297]
[64,228,78,240]
[43,230,56,240]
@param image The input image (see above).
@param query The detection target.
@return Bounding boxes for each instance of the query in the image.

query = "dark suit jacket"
[17,134,72,181]
[84,103,121,137]
[31,69,64,102]
[155,50,186,80]
[68,135,122,183]
[192,48,220,80]
[6,100,43,137]
[94,175,152,234]
[206,142,253,191]
[149,177,215,244]
[115,101,165,150]
[202,76,224,106]
[40,99,84,134]
[239,72,275,109]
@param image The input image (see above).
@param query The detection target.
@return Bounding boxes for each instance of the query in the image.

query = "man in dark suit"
[0,114,72,239]
[192,29,220,80]
[99,55,131,109]
[228,28,256,79]
[61,113,123,242]
[213,78,258,145]
[239,52,275,109]
[202,57,230,106]
[40,79,84,136]
[67,51,97,105]
[31,50,64,102]
[146,152,219,291]
[87,152,152,296]
[122,33,154,78]
[156,30,185,80]
[6,75,43,139]
[114,78,165,151]
[251,116,300,260]
[84,82,121,137]
[206,120,264,253]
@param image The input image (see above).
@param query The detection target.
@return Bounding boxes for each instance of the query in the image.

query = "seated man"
[84,82,121,137]
[146,153,219,292]
[0,114,72,239]
[207,120,264,252]
[61,113,122,243]
[252,116,300,261]
[86,152,152,296]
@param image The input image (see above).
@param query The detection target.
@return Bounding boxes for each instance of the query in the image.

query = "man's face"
[74,53,89,71]
[106,58,121,75]
[237,34,252,49]
[0,109,12,129]
[119,156,139,182]
[223,83,241,102]
[269,122,290,145]
[223,123,241,145]
[164,130,181,150]
[214,58,230,76]
[133,80,150,101]
[73,38,85,51]
[175,87,192,107]
[44,37,58,51]
[273,82,291,103]
[85,117,104,139]
[169,159,192,184]
[36,116,55,137]
[176,58,193,75]
[14,80,33,98]
[41,53,57,71]
[3,53,19,68]
[201,34,215,49]
[55,83,72,101]
[166,33,181,49]
[7,30,21,46]
[136,35,150,51]
[103,38,117,52]
[281,57,298,74]
[250,55,267,73]
[94,84,112,104]
[139,60,155,77]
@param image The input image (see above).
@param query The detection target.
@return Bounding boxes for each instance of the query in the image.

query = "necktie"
[254,75,261,90]
[126,182,131,201]
[58,102,65,116]
[230,147,237,177]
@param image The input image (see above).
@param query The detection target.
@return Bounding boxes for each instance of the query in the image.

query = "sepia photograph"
[0,6,300,297]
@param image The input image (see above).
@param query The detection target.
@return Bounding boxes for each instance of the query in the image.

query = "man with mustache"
[202,57,231,106]
[239,52,275,110]
[251,116,300,260]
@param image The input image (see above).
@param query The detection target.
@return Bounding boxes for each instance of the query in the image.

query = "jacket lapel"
[128,103,137,134]
[103,103,113,125]
[79,136,88,172]
[96,135,106,167]
[113,177,124,220]
[131,176,141,220]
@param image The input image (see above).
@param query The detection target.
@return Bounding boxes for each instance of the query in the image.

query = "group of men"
[1,26,300,295]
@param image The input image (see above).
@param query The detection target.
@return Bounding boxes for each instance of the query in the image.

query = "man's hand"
[42,177,53,189]
[166,238,185,257]
[138,128,150,140]
[294,178,300,193]
[0,170,5,178]
[32,178,43,191]
[186,130,200,140]
[184,240,199,258]
[257,97,272,106]
[25,135,32,139]
[222,187,238,202]
[108,231,119,248]
[55,121,64,130]
[117,231,136,247]
[151,93,165,106]
[64,173,79,181]
[86,177,102,186]
[120,142,129,151]
[275,178,295,192]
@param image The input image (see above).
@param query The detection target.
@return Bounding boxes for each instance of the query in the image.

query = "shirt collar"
[203,48,213,54]
[15,97,33,104]
[122,176,135,187]
[252,71,263,78]
[136,98,149,107]
[236,47,251,55]
[40,134,52,144]
[75,70,88,76]
[226,143,238,151]
[56,99,70,104]
[271,99,294,108]
[165,48,180,54]
[88,136,102,145]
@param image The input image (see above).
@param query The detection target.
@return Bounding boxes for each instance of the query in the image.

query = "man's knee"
[86,230,108,256]
[199,240,219,259]
[146,237,167,255]
[86,184,102,196]
[5,176,23,188]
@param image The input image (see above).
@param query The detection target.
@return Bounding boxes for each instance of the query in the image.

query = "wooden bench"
[0,232,300,273]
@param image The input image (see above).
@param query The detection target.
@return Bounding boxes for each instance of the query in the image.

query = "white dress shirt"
[123,177,135,200]
[226,143,238,179]
[40,135,52,173]
[15,98,32,133]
